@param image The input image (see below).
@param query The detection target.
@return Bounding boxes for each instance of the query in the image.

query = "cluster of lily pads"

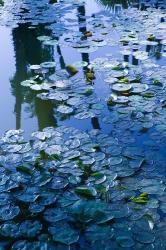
[21,60,104,121]
[0,126,166,249]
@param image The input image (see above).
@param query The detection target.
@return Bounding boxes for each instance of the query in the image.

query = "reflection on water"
[97,0,129,10]
[98,0,166,10]
[11,23,57,132]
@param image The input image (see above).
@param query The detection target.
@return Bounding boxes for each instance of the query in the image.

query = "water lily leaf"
[37,36,52,41]
[50,177,68,190]
[91,172,107,185]
[16,165,32,175]
[29,65,41,71]
[48,222,79,245]
[129,158,145,169]
[131,83,149,94]
[75,186,97,197]
[0,205,20,221]
[116,235,135,248]
[112,84,132,93]
[40,61,56,69]
[74,111,94,120]
[44,208,68,223]
[43,39,58,46]
[73,61,88,68]
[45,145,62,155]
[30,84,42,91]
[17,193,39,203]
[0,222,20,238]
[67,97,82,106]
[108,157,123,166]
[38,192,57,206]
[29,203,45,214]
[21,80,36,87]
[0,193,11,206]
[134,231,155,244]
[54,80,69,88]
[48,92,69,101]
[12,240,29,250]
[85,225,114,241]
[57,105,74,114]
[19,220,42,238]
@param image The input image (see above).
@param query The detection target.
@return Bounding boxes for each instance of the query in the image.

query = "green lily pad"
[75,186,97,197]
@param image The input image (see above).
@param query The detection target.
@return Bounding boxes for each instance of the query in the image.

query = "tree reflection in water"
[11,23,56,130]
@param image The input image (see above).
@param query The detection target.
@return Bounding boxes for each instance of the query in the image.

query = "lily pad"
[48,222,79,245]
[57,105,74,114]
[112,84,132,93]
[75,186,97,197]
[40,62,56,69]
[0,205,20,221]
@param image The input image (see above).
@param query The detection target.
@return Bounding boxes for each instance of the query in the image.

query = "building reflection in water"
[77,3,101,130]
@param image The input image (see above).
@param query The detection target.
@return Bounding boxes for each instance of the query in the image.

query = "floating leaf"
[0,205,20,221]
[75,186,97,197]
[19,220,42,238]
[49,222,79,245]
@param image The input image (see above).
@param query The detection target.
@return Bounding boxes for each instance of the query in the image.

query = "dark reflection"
[97,0,166,10]
[35,98,56,130]
[49,0,57,3]
[146,42,163,60]
[77,5,90,70]
[96,0,129,9]
[57,44,66,69]
[132,55,138,65]
[77,4,101,130]
[91,117,101,129]
[11,23,56,130]
[124,55,129,63]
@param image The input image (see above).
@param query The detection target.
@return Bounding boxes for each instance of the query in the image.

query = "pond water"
[1,0,165,138]
[1,0,166,249]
